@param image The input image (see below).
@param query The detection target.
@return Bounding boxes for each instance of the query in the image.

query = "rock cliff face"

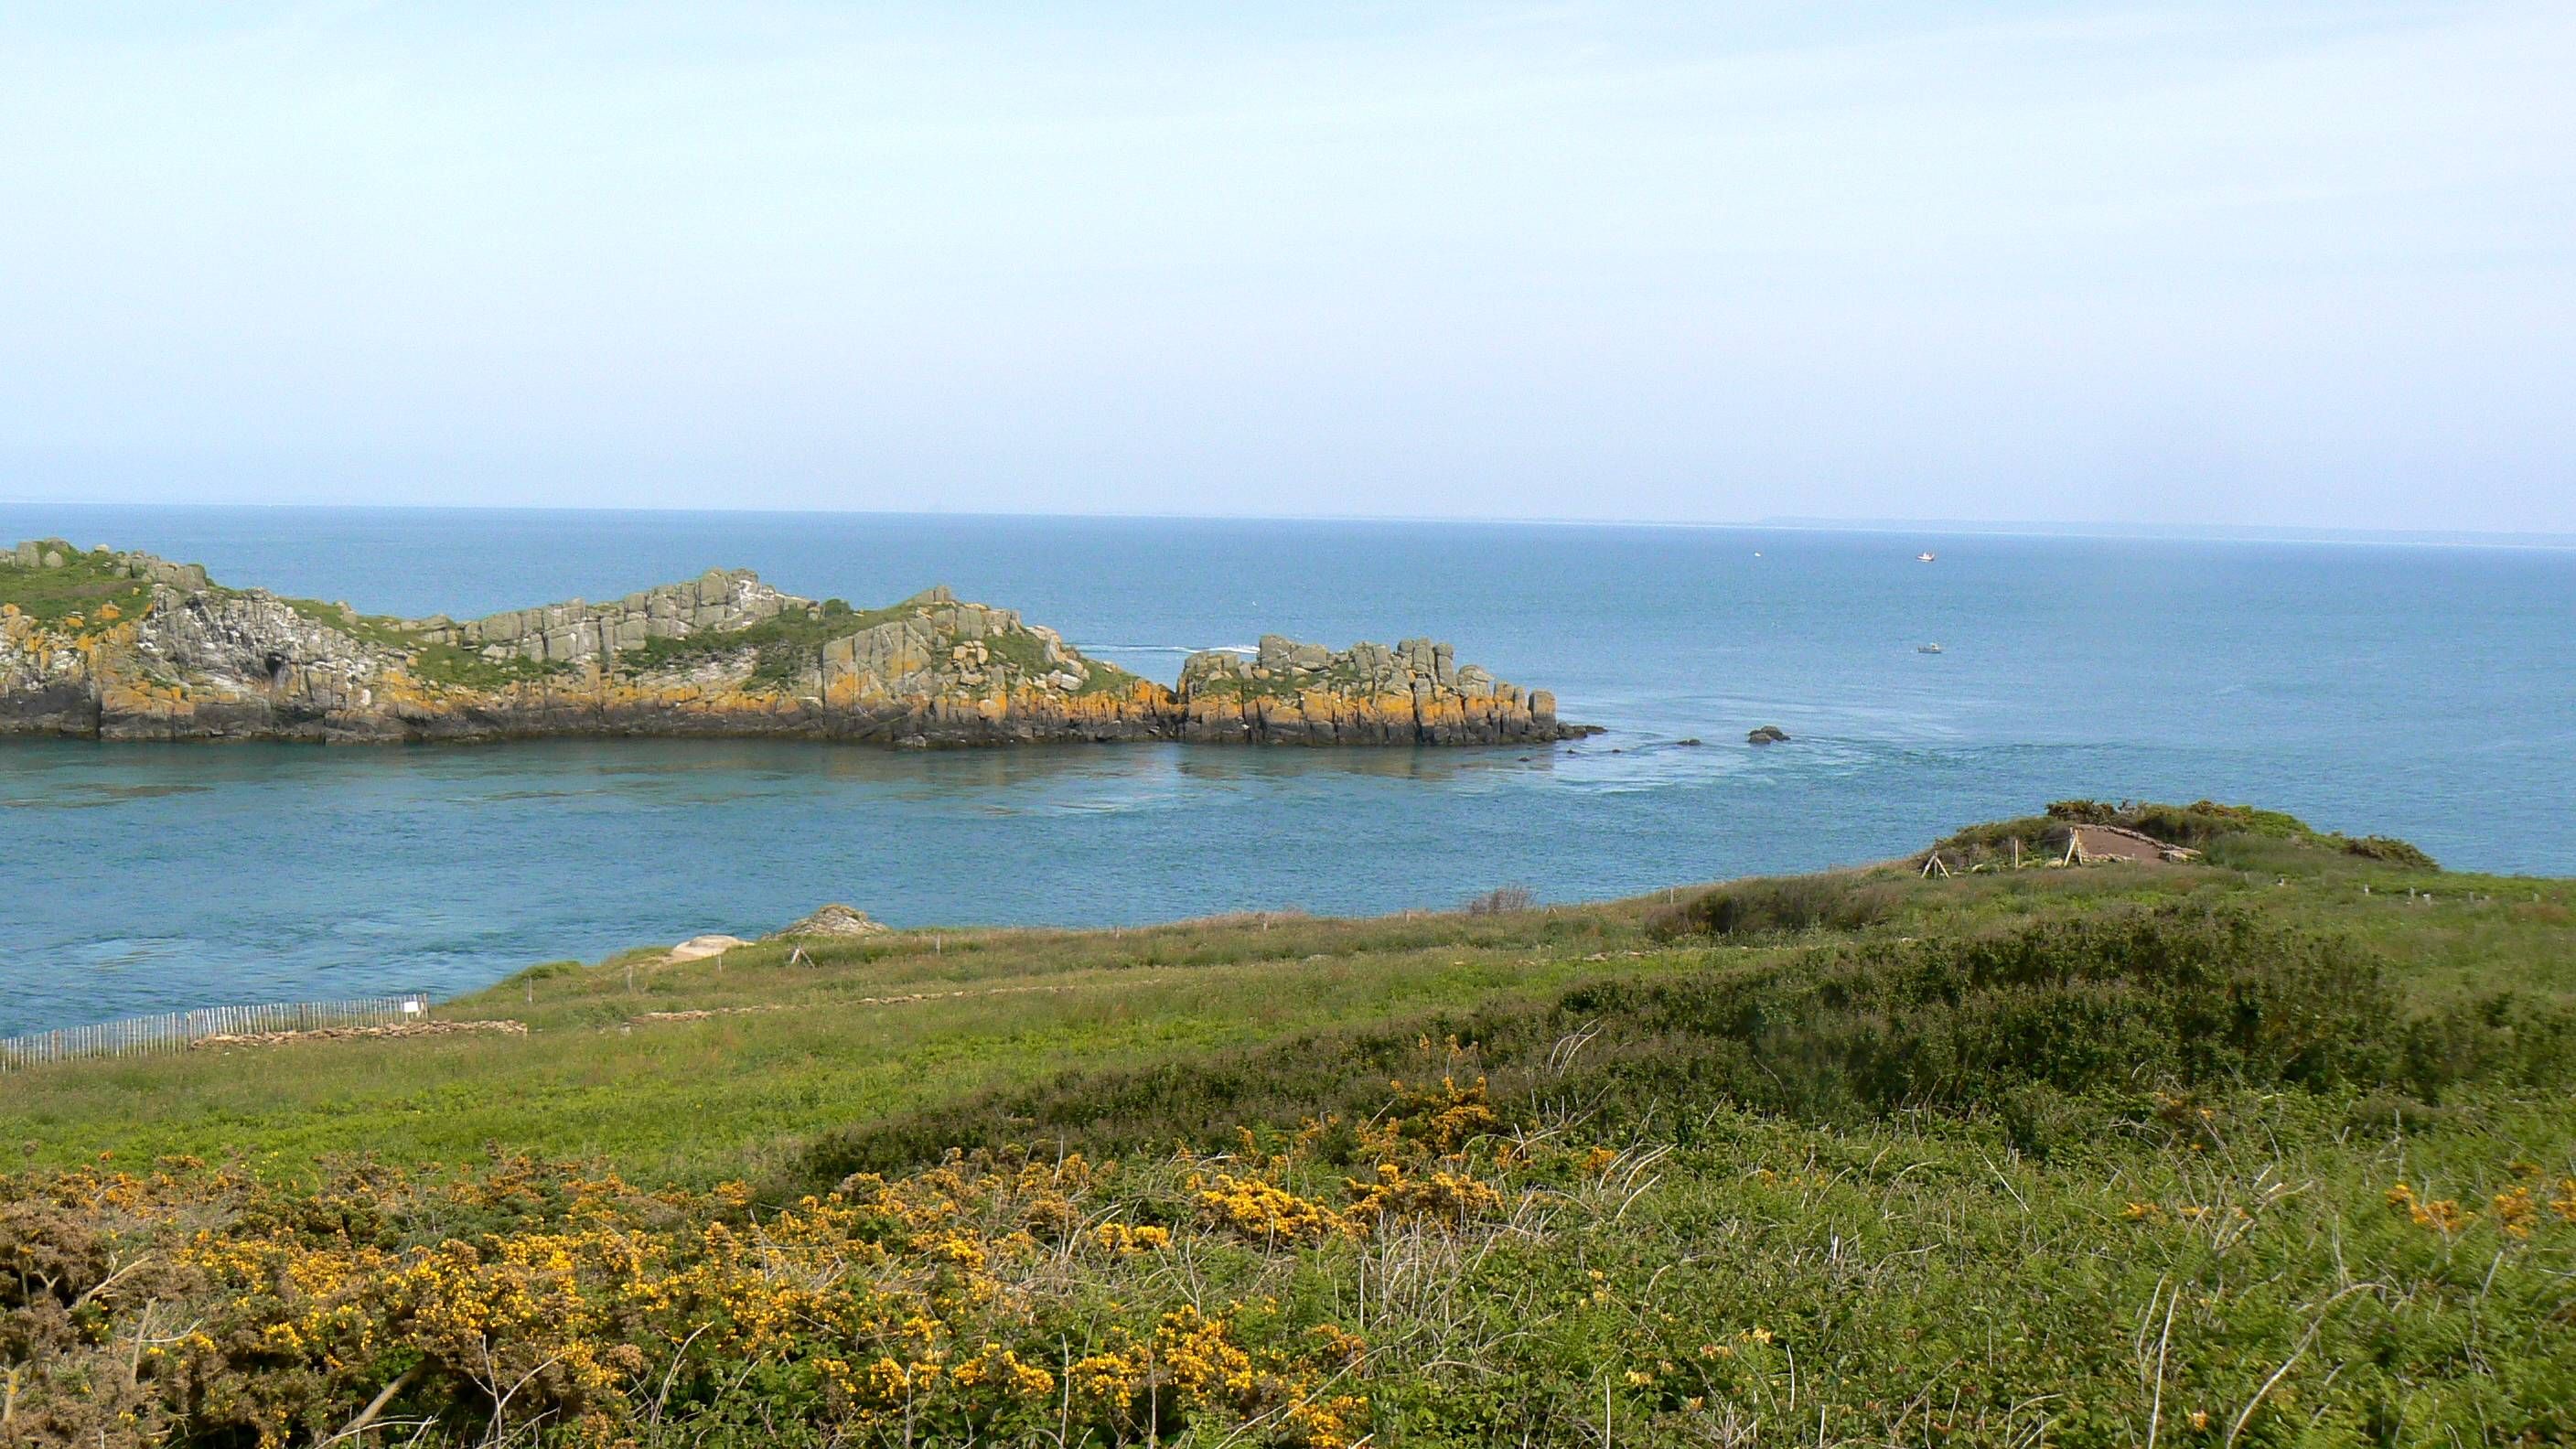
[1175,635,1568,746]
[0,541,1594,747]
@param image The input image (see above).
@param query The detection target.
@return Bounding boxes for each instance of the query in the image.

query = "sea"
[3,506,2571,1037]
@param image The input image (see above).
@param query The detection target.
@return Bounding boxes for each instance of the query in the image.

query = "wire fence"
[0,993,432,1072]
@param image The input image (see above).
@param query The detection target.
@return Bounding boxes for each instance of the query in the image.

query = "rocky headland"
[0,540,1593,746]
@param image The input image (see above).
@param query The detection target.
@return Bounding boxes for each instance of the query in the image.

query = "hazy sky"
[3,3,2571,530]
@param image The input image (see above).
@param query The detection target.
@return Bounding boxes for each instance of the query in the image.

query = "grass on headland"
[608,596,1151,693]
[1932,798,2445,871]
[4,551,1152,700]
[617,596,891,683]
[0,543,156,626]
[5,804,2575,1446]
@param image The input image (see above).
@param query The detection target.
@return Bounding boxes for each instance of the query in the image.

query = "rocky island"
[0,539,1593,746]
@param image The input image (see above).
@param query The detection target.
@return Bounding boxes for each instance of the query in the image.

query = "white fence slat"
[0,993,433,1073]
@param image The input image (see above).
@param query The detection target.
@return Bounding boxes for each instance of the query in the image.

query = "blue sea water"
[3,506,2571,1037]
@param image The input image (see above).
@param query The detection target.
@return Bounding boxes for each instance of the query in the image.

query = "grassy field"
[5,805,2574,1446]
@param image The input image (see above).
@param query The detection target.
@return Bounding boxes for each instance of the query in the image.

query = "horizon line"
[4,499,2572,551]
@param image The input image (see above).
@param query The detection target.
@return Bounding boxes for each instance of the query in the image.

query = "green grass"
[4,912,1650,1184]
[279,596,423,652]
[1071,653,1150,694]
[7,807,2576,1444]
[606,596,1151,694]
[7,814,2565,1186]
[406,641,578,689]
[0,542,155,626]
[616,596,894,683]
[981,628,1147,693]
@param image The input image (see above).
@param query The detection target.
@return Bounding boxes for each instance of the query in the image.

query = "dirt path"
[623,976,1174,1026]
[189,1020,528,1050]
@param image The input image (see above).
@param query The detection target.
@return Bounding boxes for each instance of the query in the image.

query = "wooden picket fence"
[0,993,432,1072]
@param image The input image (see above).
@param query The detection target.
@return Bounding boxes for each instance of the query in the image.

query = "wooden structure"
[0,993,431,1072]
[2063,823,2201,865]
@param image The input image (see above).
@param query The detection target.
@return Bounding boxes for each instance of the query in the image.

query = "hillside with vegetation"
[4,806,2572,1446]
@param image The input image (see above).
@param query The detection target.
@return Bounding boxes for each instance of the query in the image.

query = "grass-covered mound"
[4,808,2571,1446]
[1927,799,2442,872]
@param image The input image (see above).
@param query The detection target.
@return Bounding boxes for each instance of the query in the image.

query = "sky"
[2,3,2571,531]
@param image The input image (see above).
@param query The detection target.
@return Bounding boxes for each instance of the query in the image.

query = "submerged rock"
[1747,724,1791,745]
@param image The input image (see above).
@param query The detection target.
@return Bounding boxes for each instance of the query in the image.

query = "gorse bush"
[1653,872,1903,939]
[2043,799,2312,844]
[2346,833,2441,868]
[0,1149,1393,1449]
[1461,885,1536,916]
[2043,798,2121,824]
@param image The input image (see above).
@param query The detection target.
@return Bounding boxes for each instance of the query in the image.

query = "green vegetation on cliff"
[0,542,155,625]
[5,806,2572,1445]
[982,628,1147,694]
[618,596,884,682]
[279,596,424,653]
[602,598,1151,694]
[409,642,579,690]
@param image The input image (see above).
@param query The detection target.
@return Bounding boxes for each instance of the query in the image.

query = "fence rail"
[0,993,431,1072]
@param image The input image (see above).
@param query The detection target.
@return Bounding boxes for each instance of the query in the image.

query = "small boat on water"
[1917,643,1944,654]
[1916,551,1937,563]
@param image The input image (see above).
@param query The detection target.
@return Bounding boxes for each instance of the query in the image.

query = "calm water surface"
[4,507,2571,1035]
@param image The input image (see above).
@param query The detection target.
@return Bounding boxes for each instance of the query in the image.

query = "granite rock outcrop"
[1174,634,1572,746]
[0,541,1594,747]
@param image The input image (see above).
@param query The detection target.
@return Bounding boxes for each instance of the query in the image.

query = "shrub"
[1657,873,1902,939]
[0,1151,1379,1449]
[2042,798,2314,846]
[1463,885,1537,916]
[1553,907,2417,1149]
[2345,834,2439,869]
[1924,816,2062,868]
[809,905,2575,1175]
